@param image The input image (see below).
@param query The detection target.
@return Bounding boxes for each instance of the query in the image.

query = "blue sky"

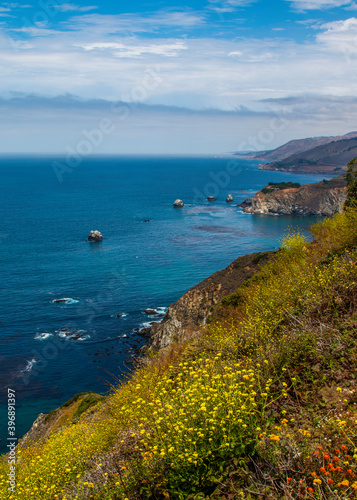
[0,0,357,153]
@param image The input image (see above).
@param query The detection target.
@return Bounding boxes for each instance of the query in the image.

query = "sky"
[0,0,357,153]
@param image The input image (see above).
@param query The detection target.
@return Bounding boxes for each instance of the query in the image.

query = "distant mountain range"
[235,131,357,164]
[259,137,357,174]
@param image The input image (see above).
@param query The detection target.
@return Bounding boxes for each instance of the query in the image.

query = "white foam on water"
[24,358,37,372]
[34,332,53,340]
[52,298,79,305]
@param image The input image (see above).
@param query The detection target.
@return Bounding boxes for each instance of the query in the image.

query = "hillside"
[260,137,357,174]
[234,131,357,162]
[2,203,357,499]
[242,175,347,216]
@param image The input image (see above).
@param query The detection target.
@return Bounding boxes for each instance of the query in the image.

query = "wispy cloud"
[79,41,188,57]
[287,0,354,10]
[57,4,97,12]
[2,14,357,110]
[207,0,257,12]
[64,11,206,35]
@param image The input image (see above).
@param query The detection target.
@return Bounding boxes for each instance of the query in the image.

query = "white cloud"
[287,0,353,10]
[57,4,97,12]
[79,41,188,57]
[64,11,206,35]
[207,0,256,12]
[0,11,357,120]
[316,17,357,55]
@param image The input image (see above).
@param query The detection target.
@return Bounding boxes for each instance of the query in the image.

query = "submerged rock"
[226,194,233,202]
[144,309,159,315]
[88,230,103,241]
[173,199,184,208]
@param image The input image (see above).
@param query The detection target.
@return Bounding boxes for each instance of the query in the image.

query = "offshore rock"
[239,198,252,208]
[173,199,184,208]
[226,194,234,202]
[148,251,272,350]
[243,176,347,216]
[207,196,216,201]
[88,230,103,241]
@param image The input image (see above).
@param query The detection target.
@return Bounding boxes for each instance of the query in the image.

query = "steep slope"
[260,137,357,173]
[2,209,357,500]
[242,175,347,216]
[148,251,272,349]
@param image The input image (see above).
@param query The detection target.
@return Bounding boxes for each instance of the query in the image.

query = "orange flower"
[314,451,320,456]
[308,487,313,492]
[324,454,330,461]
[341,445,347,451]
[333,456,339,462]
[347,469,353,475]
[320,467,326,473]
[287,477,292,483]
[328,478,334,484]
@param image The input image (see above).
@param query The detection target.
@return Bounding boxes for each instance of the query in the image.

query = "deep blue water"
[0,155,331,450]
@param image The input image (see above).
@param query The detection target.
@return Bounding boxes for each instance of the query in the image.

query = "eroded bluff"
[148,251,271,350]
[243,177,347,216]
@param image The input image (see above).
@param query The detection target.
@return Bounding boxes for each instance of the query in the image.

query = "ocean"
[0,155,331,450]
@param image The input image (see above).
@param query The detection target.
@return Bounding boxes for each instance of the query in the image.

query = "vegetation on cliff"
[345,157,357,209]
[1,209,357,498]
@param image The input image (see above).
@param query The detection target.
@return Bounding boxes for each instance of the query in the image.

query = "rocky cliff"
[148,251,271,350]
[242,176,347,216]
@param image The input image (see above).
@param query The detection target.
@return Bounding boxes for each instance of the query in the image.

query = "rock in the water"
[88,230,103,241]
[226,194,233,202]
[207,196,216,201]
[173,199,184,208]
[137,327,152,338]
[144,309,158,315]
[239,198,253,208]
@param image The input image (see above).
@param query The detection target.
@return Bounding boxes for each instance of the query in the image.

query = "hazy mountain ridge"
[259,137,357,174]
[234,131,357,163]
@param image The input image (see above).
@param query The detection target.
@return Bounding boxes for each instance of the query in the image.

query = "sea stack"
[173,199,184,208]
[226,194,233,202]
[88,230,103,241]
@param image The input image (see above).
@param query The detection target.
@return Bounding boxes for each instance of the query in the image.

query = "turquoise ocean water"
[0,155,331,449]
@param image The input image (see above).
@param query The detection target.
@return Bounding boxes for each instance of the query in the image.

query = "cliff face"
[243,177,347,216]
[148,251,271,350]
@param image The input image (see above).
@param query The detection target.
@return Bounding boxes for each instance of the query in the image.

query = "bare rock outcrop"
[148,251,271,350]
[243,177,347,216]
[173,199,184,208]
[88,230,103,241]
